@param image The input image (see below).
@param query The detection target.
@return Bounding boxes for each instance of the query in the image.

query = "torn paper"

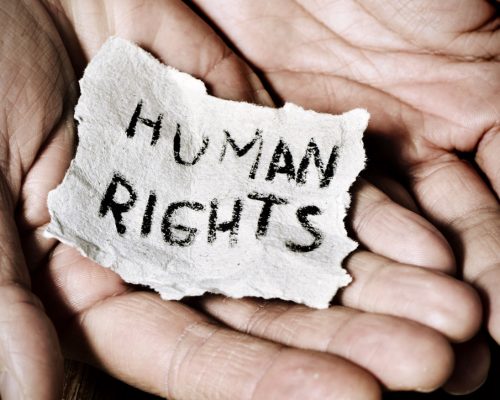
[45,37,369,309]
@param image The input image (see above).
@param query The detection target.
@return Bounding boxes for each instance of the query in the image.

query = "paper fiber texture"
[46,37,369,309]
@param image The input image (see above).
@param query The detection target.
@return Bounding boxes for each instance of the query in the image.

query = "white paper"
[46,37,369,309]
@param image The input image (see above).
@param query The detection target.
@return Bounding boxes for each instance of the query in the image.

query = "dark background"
[63,339,499,399]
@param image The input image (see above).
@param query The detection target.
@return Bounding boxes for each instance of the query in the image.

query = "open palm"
[0,0,492,399]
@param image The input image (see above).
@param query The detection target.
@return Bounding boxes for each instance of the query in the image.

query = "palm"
[0,0,494,399]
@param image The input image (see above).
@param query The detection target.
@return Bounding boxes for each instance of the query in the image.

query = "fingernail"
[0,370,23,400]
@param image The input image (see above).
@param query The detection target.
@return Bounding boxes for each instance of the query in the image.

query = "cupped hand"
[0,0,486,399]
[191,0,500,393]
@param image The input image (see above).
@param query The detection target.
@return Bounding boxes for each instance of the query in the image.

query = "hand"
[0,0,483,398]
[190,0,500,393]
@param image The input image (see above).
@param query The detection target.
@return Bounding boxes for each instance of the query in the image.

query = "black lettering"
[296,139,338,188]
[220,129,263,179]
[208,198,243,246]
[286,206,323,252]
[174,123,209,166]
[140,191,157,237]
[125,101,163,146]
[99,172,137,235]
[266,138,295,182]
[247,192,288,237]
[162,201,204,246]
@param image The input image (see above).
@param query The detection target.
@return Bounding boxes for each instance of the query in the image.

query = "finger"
[410,156,500,343]
[338,251,482,342]
[35,236,461,393]
[362,172,419,212]
[32,244,130,323]
[0,177,63,400]
[351,179,455,273]
[18,105,75,270]
[198,296,453,392]
[443,334,490,395]
[476,125,500,197]
[35,247,381,399]
[61,292,381,400]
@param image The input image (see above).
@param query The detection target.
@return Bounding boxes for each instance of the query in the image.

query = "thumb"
[0,175,63,400]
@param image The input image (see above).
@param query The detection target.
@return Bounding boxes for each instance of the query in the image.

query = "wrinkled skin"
[0,0,497,399]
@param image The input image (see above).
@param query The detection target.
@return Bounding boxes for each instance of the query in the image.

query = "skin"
[0,0,495,398]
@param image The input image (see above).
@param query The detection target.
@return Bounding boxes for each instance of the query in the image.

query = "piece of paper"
[46,37,369,309]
